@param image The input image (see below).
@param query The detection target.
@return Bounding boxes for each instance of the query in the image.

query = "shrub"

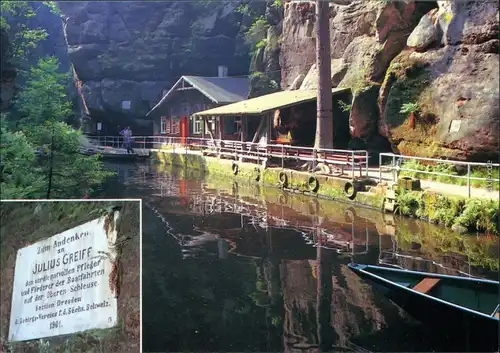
[454,199,499,234]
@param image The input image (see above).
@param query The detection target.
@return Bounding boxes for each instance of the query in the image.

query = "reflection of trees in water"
[139,168,499,352]
[281,255,409,353]
[144,251,271,351]
[249,256,285,351]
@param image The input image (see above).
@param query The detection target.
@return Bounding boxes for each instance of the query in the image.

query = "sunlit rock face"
[57,1,260,133]
[280,0,499,160]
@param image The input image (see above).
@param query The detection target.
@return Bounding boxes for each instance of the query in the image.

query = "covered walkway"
[193,88,350,117]
[193,87,352,148]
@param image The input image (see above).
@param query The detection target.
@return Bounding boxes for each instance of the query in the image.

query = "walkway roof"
[193,87,351,117]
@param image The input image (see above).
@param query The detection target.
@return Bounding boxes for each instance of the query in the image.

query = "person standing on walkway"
[120,126,135,154]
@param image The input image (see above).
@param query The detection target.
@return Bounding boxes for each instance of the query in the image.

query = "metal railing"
[87,135,370,181]
[379,152,499,197]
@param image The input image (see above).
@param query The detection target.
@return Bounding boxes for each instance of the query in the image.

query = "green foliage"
[399,102,420,115]
[245,16,269,51]
[394,189,499,235]
[255,38,268,50]
[1,58,113,199]
[0,125,46,198]
[248,71,279,98]
[455,199,499,234]
[0,1,54,63]
[443,12,453,24]
[16,57,72,125]
[41,1,61,15]
[272,0,284,8]
[394,190,420,216]
[338,100,352,113]
[235,4,253,16]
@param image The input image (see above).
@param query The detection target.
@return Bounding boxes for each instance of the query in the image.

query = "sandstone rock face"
[283,0,435,152]
[380,1,499,161]
[57,1,257,132]
[407,11,438,52]
[380,46,499,161]
[281,0,499,160]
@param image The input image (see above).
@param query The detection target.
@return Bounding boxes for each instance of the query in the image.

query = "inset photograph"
[0,200,141,353]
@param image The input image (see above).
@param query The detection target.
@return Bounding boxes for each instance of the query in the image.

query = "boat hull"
[349,264,499,351]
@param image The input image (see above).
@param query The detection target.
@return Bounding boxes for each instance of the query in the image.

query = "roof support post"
[314,0,333,150]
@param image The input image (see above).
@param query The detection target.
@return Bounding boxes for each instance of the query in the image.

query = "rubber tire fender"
[307,175,319,193]
[278,171,288,187]
[344,181,357,200]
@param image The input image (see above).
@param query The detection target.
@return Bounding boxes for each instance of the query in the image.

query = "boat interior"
[365,266,500,318]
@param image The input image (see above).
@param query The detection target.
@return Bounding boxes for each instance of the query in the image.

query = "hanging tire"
[344,181,357,200]
[232,162,239,175]
[278,171,288,187]
[254,167,261,182]
[307,175,319,193]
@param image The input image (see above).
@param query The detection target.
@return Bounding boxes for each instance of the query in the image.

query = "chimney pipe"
[218,65,228,77]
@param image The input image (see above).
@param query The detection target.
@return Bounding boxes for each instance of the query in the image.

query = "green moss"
[153,151,384,209]
[339,68,370,95]
[443,12,453,24]
[394,189,499,234]
[384,55,431,128]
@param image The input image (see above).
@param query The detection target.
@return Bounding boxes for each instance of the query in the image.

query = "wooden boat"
[348,263,499,351]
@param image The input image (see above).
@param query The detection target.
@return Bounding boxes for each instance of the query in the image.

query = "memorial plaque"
[8,212,120,342]
[449,119,462,133]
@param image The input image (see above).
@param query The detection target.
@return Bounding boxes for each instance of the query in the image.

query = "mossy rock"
[383,54,432,128]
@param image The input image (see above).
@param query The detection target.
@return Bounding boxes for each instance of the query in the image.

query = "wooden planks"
[413,277,441,294]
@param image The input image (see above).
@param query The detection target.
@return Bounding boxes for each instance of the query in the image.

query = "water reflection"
[100,163,499,352]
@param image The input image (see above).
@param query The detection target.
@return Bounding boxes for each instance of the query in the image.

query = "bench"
[413,277,440,294]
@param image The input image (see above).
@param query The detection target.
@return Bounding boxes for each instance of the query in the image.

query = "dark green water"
[101,162,499,353]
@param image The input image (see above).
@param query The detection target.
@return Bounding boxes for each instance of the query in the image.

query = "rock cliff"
[16,0,497,159]
[279,0,499,160]
[57,1,263,133]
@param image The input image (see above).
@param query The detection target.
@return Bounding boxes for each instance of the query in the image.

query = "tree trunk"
[314,0,333,150]
[46,125,55,199]
[409,112,416,129]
